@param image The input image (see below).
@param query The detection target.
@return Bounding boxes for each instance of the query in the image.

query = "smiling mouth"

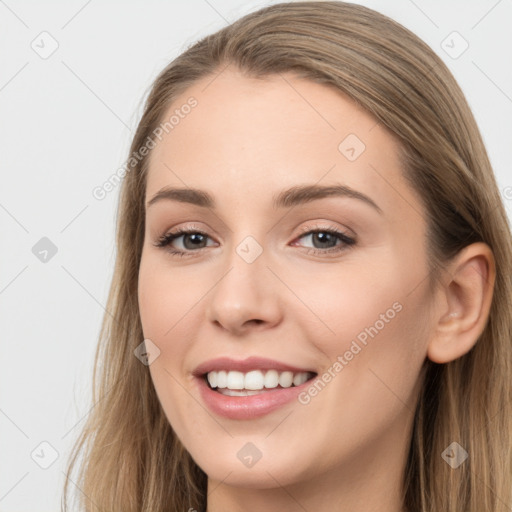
[204,369,317,396]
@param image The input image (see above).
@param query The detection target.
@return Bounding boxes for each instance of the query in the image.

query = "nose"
[205,241,283,336]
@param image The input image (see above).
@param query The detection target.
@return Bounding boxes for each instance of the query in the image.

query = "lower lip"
[196,376,314,420]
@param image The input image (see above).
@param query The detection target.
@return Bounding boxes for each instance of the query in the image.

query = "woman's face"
[138,68,435,489]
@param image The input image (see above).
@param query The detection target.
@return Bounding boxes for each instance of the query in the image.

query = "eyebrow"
[146,184,382,213]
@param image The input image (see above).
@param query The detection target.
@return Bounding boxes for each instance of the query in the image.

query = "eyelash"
[154,224,356,258]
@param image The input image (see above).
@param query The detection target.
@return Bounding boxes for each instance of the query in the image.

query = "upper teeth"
[207,370,311,390]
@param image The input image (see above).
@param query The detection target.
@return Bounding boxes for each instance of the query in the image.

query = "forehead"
[144,68,417,218]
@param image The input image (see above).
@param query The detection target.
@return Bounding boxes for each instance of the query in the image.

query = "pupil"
[181,232,337,250]
[184,233,206,250]
[313,232,335,249]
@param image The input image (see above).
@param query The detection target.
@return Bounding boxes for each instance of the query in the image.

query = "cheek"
[290,260,410,352]
[300,252,430,395]
[138,255,205,340]
[137,257,201,426]
[137,260,194,432]
[293,286,429,473]
[138,255,208,407]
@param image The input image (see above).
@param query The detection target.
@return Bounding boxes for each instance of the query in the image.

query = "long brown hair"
[62,2,512,511]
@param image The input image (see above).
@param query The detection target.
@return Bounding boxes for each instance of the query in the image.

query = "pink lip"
[192,356,317,420]
[195,374,315,420]
[192,356,314,376]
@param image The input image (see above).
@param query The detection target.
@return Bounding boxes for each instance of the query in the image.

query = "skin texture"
[138,68,495,512]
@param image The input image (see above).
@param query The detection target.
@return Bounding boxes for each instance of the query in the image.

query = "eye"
[153,223,356,258]
[292,224,356,256]
[154,227,217,257]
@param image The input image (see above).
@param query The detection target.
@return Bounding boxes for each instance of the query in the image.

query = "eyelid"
[294,221,354,238]
[153,222,214,247]
[155,221,214,240]
[290,223,357,255]
[153,220,357,258]
[155,221,352,243]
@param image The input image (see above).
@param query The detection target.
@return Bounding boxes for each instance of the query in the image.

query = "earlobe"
[427,242,496,364]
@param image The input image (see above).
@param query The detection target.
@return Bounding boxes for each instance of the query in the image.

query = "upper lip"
[192,356,316,377]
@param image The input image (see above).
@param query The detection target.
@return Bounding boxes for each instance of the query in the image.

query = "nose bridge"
[205,231,282,332]
[220,232,271,304]
[234,234,265,266]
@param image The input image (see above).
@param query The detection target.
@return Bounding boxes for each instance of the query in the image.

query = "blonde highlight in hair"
[63,2,512,511]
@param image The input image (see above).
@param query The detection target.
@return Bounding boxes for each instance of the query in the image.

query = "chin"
[187,442,313,490]
[204,463,300,489]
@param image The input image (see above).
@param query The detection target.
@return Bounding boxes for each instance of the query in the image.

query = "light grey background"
[1,1,511,510]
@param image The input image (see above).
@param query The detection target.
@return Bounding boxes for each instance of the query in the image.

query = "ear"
[427,242,496,364]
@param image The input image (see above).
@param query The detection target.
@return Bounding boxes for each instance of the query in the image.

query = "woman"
[63,2,512,511]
